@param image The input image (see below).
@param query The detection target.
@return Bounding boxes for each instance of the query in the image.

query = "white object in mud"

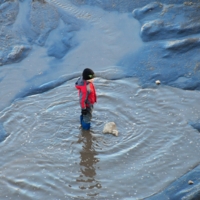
[103,122,118,136]
[188,180,194,185]
[155,80,161,85]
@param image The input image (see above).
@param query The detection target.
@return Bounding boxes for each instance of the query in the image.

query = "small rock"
[188,180,194,185]
[7,45,24,59]
[155,80,161,85]
[103,122,118,136]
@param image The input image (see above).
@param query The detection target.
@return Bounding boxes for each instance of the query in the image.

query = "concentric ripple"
[0,77,200,199]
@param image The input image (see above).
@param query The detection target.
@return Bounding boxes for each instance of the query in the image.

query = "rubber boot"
[81,120,90,130]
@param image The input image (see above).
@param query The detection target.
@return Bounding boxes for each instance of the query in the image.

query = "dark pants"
[83,106,93,123]
[80,106,93,130]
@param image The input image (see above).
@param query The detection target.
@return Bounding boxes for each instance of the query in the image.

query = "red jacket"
[75,77,97,109]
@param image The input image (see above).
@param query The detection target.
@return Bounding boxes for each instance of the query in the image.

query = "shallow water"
[0,77,200,199]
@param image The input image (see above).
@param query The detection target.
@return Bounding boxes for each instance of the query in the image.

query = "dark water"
[0,0,200,199]
[1,78,200,199]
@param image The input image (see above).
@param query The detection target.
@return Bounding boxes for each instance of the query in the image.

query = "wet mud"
[0,0,200,199]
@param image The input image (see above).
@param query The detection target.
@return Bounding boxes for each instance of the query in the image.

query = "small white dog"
[103,122,118,136]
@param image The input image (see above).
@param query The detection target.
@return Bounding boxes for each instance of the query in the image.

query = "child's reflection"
[76,130,101,194]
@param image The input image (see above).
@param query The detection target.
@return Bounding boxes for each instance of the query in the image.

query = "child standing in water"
[75,68,97,130]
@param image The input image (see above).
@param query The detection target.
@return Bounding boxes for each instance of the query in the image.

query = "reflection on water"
[77,130,101,196]
[0,77,200,199]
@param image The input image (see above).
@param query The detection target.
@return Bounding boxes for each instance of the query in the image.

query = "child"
[75,68,97,130]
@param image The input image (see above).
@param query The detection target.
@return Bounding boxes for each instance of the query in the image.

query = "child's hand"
[81,109,87,115]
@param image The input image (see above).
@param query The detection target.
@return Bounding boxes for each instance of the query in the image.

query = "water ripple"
[0,77,200,199]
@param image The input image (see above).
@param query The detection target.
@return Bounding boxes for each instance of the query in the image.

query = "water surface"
[0,77,200,199]
[1,0,200,199]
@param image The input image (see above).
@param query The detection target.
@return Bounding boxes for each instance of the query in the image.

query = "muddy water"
[0,77,200,199]
[1,0,200,199]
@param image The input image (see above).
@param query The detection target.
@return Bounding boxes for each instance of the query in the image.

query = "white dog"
[103,122,118,136]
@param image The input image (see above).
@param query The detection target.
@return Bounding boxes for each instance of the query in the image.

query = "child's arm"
[80,88,88,110]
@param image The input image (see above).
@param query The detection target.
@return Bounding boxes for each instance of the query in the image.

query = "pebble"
[155,80,161,85]
[188,180,194,185]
